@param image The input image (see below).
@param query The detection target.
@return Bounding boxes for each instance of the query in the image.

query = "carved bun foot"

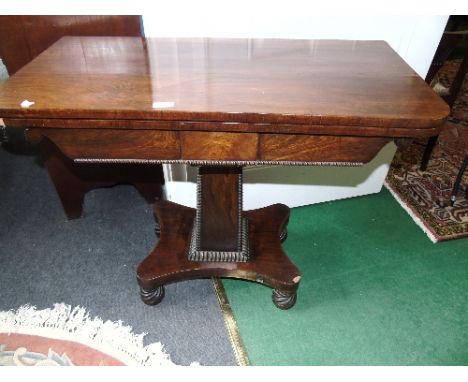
[140,285,165,305]
[279,228,288,243]
[272,289,297,310]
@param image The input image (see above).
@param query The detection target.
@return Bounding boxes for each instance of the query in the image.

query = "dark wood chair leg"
[420,29,468,172]
[420,135,439,171]
[450,156,468,206]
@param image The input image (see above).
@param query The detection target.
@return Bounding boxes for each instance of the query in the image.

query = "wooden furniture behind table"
[0,37,449,309]
[0,16,164,219]
[450,155,468,206]
[420,29,468,171]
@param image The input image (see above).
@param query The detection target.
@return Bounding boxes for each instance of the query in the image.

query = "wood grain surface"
[0,37,449,132]
[199,167,241,251]
[25,127,391,164]
[26,128,180,160]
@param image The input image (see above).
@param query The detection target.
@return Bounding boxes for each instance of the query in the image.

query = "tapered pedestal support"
[136,166,301,309]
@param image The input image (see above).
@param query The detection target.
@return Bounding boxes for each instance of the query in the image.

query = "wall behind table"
[142,12,448,208]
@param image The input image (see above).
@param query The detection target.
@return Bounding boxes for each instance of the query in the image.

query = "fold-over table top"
[0,36,449,132]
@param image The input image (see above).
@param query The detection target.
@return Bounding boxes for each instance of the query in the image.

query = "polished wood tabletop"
[0,36,449,133]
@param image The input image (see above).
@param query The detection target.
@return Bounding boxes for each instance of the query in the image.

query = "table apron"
[25,127,393,166]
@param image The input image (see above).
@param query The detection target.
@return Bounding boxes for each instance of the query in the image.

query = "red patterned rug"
[0,304,176,366]
[385,60,468,242]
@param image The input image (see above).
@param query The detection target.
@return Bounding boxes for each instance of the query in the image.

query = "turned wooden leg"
[450,156,468,206]
[272,289,297,310]
[140,285,165,305]
[420,135,439,171]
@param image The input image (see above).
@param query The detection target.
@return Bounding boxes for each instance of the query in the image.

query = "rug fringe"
[0,303,177,366]
[384,181,438,243]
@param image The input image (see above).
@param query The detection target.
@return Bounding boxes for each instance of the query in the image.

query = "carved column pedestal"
[136,166,301,310]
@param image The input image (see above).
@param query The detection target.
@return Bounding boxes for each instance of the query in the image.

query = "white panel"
[164,143,397,209]
[399,16,448,78]
[243,142,397,209]
[143,14,448,76]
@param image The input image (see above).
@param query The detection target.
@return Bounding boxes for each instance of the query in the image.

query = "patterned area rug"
[0,304,177,366]
[385,60,468,242]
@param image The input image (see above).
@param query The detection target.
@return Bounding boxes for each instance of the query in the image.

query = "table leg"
[136,166,301,310]
[38,138,164,219]
[39,139,87,219]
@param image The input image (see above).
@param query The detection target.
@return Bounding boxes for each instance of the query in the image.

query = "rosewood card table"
[0,37,449,309]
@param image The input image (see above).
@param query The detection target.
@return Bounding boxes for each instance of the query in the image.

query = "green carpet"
[223,188,468,365]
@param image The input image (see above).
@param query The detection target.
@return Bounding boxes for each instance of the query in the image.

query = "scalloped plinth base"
[137,200,301,309]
